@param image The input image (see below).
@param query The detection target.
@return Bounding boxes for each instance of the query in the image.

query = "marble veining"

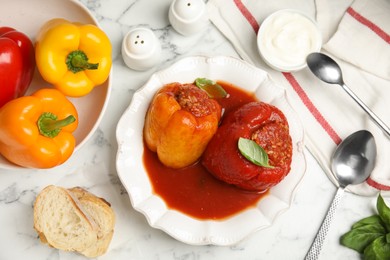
[0,0,379,259]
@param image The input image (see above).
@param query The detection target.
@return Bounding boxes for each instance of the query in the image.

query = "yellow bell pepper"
[35,18,112,97]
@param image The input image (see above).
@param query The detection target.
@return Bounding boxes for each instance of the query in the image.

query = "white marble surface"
[0,0,378,259]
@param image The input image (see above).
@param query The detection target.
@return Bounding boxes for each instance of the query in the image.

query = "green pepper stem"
[66,50,99,73]
[38,112,76,138]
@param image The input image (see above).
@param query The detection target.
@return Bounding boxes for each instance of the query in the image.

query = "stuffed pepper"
[144,81,222,169]
[202,101,293,192]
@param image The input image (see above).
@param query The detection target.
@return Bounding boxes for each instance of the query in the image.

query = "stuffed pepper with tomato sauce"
[144,81,222,169]
[202,101,293,192]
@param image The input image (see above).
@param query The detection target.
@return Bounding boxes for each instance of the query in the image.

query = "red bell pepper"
[0,27,35,107]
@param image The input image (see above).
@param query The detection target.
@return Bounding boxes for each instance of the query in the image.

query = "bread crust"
[68,187,115,257]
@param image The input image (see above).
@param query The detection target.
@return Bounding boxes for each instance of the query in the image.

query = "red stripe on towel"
[282,73,342,144]
[367,177,390,191]
[347,7,390,44]
[233,0,259,33]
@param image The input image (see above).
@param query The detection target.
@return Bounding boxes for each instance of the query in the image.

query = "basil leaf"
[195,78,216,89]
[238,137,274,168]
[194,78,228,98]
[340,195,390,258]
[377,194,390,231]
[363,236,390,260]
[340,224,386,253]
[352,215,386,229]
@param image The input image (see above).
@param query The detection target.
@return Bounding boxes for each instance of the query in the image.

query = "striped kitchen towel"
[207,0,390,196]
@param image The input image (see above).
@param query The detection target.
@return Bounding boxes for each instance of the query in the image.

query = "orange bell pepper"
[144,82,222,169]
[0,88,78,168]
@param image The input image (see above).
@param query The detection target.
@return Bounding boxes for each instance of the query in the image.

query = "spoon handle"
[341,83,390,137]
[305,187,345,260]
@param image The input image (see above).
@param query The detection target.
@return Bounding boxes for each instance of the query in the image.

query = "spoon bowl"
[332,130,376,187]
[306,52,390,137]
[307,52,344,85]
[305,130,376,260]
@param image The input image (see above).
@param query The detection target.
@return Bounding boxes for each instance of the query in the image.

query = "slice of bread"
[68,187,115,258]
[33,185,98,252]
[33,185,115,258]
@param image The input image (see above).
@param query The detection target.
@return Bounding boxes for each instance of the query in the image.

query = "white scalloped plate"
[0,0,111,169]
[116,56,306,245]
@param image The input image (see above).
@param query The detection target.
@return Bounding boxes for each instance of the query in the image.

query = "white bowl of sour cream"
[257,9,322,72]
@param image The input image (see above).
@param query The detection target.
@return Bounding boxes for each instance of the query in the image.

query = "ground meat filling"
[251,121,292,168]
[175,84,214,117]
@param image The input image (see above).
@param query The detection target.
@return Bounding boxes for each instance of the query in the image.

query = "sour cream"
[257,10,322,72]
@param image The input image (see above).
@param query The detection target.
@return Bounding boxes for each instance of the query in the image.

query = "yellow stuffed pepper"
[144,81,222,169]
[35,18,112,97]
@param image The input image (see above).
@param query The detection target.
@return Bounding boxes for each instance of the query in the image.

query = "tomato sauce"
[142,81,268,220]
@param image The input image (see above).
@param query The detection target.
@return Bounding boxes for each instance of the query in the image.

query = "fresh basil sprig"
[340,194,390,259]
[238,137,274,168]
[194,78,228,98]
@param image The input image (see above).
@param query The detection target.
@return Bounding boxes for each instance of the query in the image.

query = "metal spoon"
[305,130,377,260]
[307,52,390,138]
